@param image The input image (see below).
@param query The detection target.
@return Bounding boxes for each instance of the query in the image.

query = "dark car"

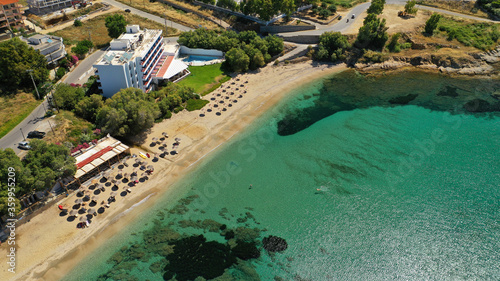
[125,9,131,12]
[27,130,46,139]
[338,15,342,20]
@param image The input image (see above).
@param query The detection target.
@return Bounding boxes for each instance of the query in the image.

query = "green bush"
[74,19,82,27]
[56,67,67,80]
[425,13,441,35]
[173,106,183,113]
[437,17,499,50]
[387,33,401,52]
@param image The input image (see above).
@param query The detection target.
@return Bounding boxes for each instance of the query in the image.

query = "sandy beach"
[0,61,347,281]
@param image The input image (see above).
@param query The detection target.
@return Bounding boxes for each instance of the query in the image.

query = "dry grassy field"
[115,0,219,29]
[52,11,180,49]
[0,92,41,139]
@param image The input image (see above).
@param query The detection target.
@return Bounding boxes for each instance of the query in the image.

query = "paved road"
[280,1,497,39]
[64,49,106,85]
[0,98,52,155]
[102,0,193,32]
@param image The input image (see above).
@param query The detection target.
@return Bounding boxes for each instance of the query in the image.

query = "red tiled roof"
[76,146,113,169]
[155,56,174,78]
[0,0,18,5]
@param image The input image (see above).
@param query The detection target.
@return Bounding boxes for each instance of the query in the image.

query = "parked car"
[125,9,131,12]
[338,15,342,20]
[27,130,46,139]
[18,141,31,150]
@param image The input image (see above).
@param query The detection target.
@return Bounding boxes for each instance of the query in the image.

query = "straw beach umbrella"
[91,195,99,202]
[79,216,87,222]
[87,208,97,215]
[162,132,168,137]
[110,192,117,197]
[69,210,78,217]
[75,198,83,204]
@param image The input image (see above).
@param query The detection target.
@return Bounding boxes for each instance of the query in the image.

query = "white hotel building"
[94,25,189,98]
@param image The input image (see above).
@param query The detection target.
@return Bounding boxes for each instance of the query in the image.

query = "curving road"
[279,0,497,39]
[0,1,192,155]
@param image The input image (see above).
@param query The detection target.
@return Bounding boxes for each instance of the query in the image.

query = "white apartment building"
[22,34,67,64]
[94,25,189,98]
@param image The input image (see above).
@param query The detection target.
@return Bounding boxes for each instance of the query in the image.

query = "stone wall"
[260,24,315,33]
[277,34,320,44]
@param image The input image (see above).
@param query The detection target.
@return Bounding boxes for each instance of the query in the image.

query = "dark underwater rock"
[437,86,459,97]
[464,98,500,112]
[262,236,288,252]
[164,235,236,281]
[388,93,418,105]
[232,241,261,260]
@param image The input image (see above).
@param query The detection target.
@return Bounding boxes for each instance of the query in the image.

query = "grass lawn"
[178,63,230,96]
[436,16,500,51]
[185,99,209,111]
[0,92,41,139]
[52,11,179,48]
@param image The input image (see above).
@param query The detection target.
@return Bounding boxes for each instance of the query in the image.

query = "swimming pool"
[185,55,222,63]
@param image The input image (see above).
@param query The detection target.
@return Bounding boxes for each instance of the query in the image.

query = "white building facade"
[22,34,67,64]
[94,25,165,98]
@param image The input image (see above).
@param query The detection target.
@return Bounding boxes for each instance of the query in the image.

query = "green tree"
[74,94,104,122]
[23,140,76,191]
[0,149,32,217]
[225,48,250,72]
[404,0,418,15]
[72,40,93,58]
[0,37,49,94]
[96,88,161,137]
[356,13,389,50]
[367,0,385,15]
[280,0,297,20]
[96,106,128,136]
[319,8,331,19]
[56,67,67,80]
[53,83,86,110]
[238,30,259,44]
[387,33,401,52]
[265,35,284,56]
[105,14,128,39]
[425,13,441,35]
[316,31,350,61]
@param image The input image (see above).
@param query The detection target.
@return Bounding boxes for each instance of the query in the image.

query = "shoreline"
[0,61,347,281]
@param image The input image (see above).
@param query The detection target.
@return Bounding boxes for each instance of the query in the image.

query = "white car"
[18,141,31,150]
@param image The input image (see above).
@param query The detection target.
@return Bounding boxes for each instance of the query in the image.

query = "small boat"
[139,152,147,159]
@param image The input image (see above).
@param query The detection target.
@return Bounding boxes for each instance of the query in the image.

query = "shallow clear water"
[63,71,500,281]
[185,55,221,63]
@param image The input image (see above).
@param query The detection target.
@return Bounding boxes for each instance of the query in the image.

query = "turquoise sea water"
[63,71,500,281]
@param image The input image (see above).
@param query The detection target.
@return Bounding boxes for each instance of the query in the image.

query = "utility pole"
[27,69,40,100]
[47,119,56,135]
[87,26,92,42]
[20,128,25,141]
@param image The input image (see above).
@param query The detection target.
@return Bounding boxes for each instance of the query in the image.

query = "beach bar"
[62,135,130,189]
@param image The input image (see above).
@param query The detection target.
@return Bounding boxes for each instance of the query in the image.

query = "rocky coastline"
[354,45,500,76]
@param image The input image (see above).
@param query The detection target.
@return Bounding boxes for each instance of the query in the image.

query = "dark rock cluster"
[262,235,288,252]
